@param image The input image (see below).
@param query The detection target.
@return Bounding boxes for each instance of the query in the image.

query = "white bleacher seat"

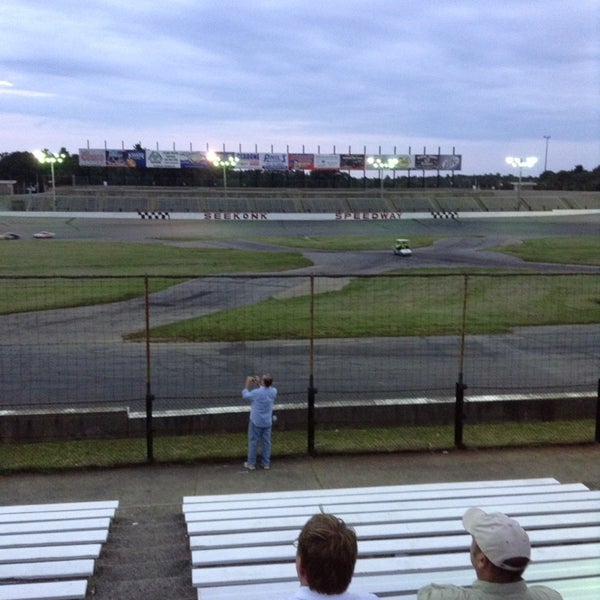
[0,501,117,600]
[183,478,600,600]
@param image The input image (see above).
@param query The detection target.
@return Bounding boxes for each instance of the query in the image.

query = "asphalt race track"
[1,211,599,412]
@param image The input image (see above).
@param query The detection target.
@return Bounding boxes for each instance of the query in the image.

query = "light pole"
[505,156,538,202]
[207,151,240,189]
[366,156,399,198]
[543,136,551,172]
[33,149,66,211]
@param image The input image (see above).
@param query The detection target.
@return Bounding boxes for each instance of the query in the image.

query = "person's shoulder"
[418,583,469,600]
[527,585,563,600]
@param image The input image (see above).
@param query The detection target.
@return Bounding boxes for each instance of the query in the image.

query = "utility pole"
[543,136,551,172]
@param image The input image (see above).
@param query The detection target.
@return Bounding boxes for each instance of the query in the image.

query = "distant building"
[0,180,16,195]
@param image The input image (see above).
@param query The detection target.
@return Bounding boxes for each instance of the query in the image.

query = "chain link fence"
[0,273,598,469]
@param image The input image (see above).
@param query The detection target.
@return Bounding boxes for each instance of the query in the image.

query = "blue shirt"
[242,385,277,427]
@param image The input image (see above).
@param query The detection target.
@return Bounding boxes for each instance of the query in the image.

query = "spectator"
[242,373,276,470]
[418,508,563,599]
[289,513,378,599]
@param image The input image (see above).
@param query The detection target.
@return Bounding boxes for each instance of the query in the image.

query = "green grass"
[0,240,311,276]
[130,273,600,342]
[1,237,599,335]
[492,236,600,266]
[0,420,594,472]
[0,241,311,314]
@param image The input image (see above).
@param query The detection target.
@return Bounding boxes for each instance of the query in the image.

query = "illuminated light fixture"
[207,151,240,189]
[366,156,400,198]
[366,155,400,170]
[505,156,538,200]
[33,149,66,211]
[505,156,538,169]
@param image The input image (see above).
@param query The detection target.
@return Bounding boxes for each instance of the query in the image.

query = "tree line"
[1,149,599,193]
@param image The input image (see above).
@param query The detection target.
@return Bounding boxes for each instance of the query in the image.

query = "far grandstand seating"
[15,186,600,214]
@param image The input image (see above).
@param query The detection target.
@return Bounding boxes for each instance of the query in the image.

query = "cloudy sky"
[1,0,598,175]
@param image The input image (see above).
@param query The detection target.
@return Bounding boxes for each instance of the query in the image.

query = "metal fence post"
[144,276,154,463]
[307,275,317,456]
[455,275,469,449]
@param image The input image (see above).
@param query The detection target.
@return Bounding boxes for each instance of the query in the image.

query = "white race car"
[33,231,56,239]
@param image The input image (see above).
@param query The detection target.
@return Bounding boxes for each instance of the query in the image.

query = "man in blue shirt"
[242,373,277,470]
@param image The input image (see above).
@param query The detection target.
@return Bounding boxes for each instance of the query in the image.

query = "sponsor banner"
[78,148,106,167]
[415,154,462,170]
[106,150,129,167]
[340,154,365,170]
[365,154,414,170]
[260,153,288,170]
[313,153,340,170]
[180,151,211,169]
[288,153,314,170]
[146,150,181,168]
[123,150,146,168]
[414,154,440,170]
[395,155,413,169]
[439,154,462,170]
[237,152,261,169]
[78,148,461,171]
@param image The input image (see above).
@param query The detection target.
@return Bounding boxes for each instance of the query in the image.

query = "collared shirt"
[287,584,378,600]
[418,579,563,600]
[242,384,277,427]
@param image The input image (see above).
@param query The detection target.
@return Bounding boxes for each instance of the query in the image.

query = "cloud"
[0,0,598,173]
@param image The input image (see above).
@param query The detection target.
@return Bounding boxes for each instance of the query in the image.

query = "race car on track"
[0,232,20,240]
[33,231,56,239]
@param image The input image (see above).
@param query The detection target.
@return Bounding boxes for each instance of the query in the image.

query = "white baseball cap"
[463,508,531,571]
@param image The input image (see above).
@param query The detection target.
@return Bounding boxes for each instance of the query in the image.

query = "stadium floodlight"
[366,156,400,197]
[207,151,240,189]
[33,149,66,211]
[505,156,538,169]
[505,156,538,199]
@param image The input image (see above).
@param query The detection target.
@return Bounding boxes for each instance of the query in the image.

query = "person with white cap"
[417,508,562,599]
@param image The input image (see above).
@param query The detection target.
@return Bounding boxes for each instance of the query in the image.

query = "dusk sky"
[1,0,598,175]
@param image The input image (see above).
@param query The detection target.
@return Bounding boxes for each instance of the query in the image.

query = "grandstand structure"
[3,187,600,214]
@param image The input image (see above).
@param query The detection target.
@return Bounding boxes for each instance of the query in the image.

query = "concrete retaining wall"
[0,395,595,443]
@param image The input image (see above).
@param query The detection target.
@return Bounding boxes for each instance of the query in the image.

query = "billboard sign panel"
[237,153,261,169]
[439,154,462,170]
[340,154,365,170]
[288,153,314,170]
[313,154,340,170]
[78,148,106,167]
[179,151,211,169]
[365,155,413,170]
[260,153,288,170]
[146,150,181,168]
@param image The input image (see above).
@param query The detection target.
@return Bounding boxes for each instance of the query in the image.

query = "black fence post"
[307,275,317,456]
[144,276,154,463]
[308,374,317,456]
[455,374,466,449]
[455,275,468,449]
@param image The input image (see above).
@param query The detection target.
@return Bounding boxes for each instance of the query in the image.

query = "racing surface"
[1,212,599,411]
